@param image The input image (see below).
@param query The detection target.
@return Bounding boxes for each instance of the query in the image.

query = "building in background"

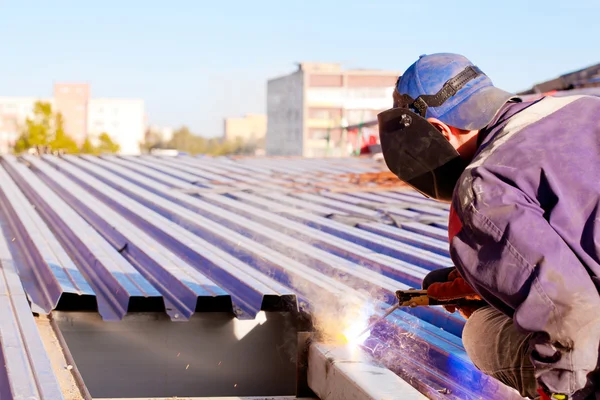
[147,125,175,144]
[54,83,90,144]
[87,98,146,154]
[0,85,145,154]
[0,97,51,153]
[223,113,267,143]
[266,62,399,157]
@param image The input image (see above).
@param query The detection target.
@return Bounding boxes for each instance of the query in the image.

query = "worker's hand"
[425,269,483,319]
[537,387,568,400]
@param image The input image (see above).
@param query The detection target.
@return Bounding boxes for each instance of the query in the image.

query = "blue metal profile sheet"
[0,154,521,399]
[0,221,64,400]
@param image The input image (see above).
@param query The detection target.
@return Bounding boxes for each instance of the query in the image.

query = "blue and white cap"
[396,53,516,130]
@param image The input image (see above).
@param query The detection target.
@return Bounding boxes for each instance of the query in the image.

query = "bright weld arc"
[341,303,377,345]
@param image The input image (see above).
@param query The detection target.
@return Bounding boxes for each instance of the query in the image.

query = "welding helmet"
[378,53,515,201]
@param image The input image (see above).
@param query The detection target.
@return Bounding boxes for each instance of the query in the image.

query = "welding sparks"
[339,302,375,346]
[342,320,371,345]
[186,364,190,370]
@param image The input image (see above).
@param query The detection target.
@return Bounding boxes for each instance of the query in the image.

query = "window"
[309,128,329,140]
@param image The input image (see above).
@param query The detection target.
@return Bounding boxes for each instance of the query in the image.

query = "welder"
[378,53,600,400]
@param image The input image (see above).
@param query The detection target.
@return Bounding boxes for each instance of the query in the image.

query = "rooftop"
[0,154,519,399]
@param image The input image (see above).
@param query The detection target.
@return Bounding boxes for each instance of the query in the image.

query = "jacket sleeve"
[451,174,600,395]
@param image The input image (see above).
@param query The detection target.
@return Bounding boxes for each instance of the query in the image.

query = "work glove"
[537,387,568,400]
[422,267,484,319]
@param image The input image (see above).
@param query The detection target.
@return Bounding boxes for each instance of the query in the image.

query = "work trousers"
[462,306,538,398]
[462,307,598,400]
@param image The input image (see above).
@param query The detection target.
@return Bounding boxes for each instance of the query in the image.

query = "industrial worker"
[378,53,600,399]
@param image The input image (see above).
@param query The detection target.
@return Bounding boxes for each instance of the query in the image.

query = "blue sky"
[1,0,598,137]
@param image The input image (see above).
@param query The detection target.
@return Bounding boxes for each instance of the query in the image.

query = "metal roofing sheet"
[0,218,64,399]
[0,155,519,399]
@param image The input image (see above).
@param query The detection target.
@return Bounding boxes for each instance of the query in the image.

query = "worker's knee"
[461,306,498,371]
[461,307,538,399]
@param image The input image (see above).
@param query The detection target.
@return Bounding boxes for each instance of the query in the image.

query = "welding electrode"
[356,303,399,338]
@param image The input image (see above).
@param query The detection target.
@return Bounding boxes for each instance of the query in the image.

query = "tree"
[49,113,79,153]
[164,125,258,156]
[140,128,169,153]
[96,132,120,154]
[13,101,79,154]
[80,137,98,154]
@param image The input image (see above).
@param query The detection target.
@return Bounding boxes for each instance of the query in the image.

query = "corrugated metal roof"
[0,154,517,399]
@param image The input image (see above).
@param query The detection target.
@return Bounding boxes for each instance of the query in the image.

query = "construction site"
[0,151,506,400]
[2,56,600,400]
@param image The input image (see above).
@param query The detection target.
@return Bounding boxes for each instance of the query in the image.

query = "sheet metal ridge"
[401,222,450,241]
[340,192,451,218]
[98,155,208,189]
[288,192,381,218]
[357,222,449,255]
[245,191,341,216]
[373,190,451,209]
[34,156,229,321]
[182,160,293,189]
[46,156,297,319]
[0,224,64,400]
[62,156,376,293]
[18,155,163,320]
[142,155,249,183]
[197,156,275,175]
[216,191,440,276]
[202,191,431,283]
[56,159,373,307]
[0,157,94,314]
[182,156,287,182]
[232,191,448,256]
[158,157,267,185]
[287,208,452,270]
[61,157,466,335]
[131,156,235,183]
[199,192,465,335]
[68,161,463,334]
[96,173,411,298]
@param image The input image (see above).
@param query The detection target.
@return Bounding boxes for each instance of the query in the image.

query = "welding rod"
[356,303,399,338]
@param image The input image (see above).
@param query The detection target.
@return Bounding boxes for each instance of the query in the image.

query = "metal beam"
[307,342,427,400]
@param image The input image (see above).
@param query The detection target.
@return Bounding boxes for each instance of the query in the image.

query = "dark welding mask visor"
[377,107,467,202]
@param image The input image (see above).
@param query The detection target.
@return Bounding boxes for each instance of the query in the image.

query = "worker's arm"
[451,174,600,395]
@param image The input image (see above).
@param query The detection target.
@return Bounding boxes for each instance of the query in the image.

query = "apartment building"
[87,98,145,155]
[0,84,145,154]
[266,62,400,157]
[223,113,267,143]
[54,83,90,144]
